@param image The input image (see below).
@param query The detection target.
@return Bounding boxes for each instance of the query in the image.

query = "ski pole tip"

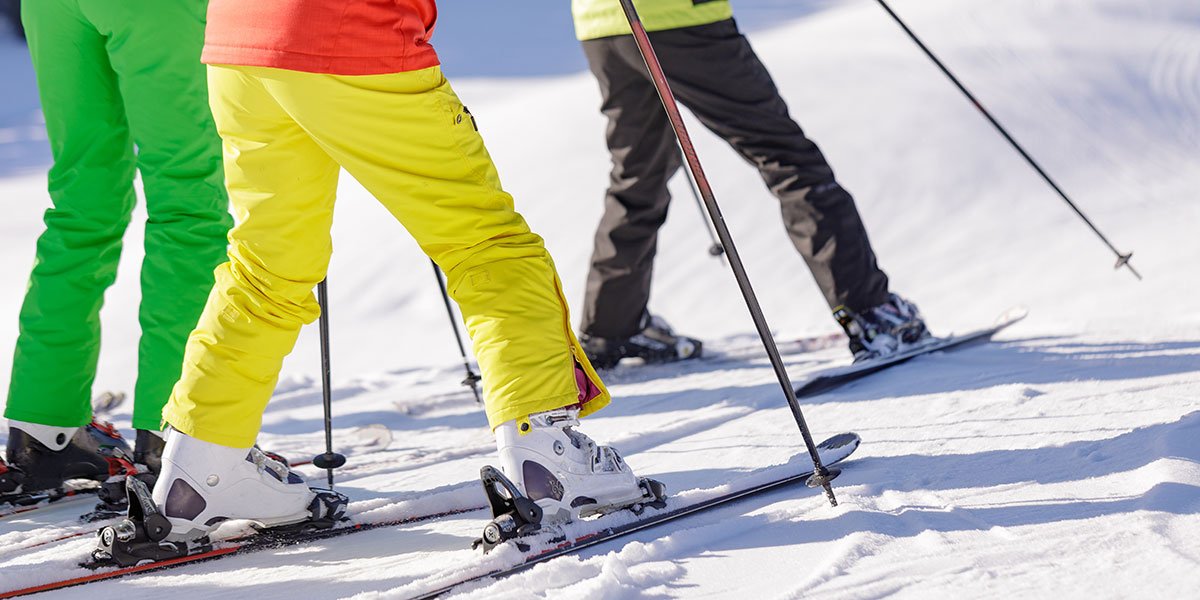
[462,372,483,403]
[824,484,838,507]
[1115,252,1142,280]
[806,466,841,507]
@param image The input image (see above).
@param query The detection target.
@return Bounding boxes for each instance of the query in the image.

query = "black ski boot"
[88,430,166,522]
[134,430,165,474]
[581,313,702,369]
[835,293,930,362]
[3,419,129,496]
[0,456,21,496]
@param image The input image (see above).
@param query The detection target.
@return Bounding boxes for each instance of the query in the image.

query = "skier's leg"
[253,65,610,429]
[162,67,340,450]
[86,0,232,433]
[623,20,891,313]
[244,65,654,520]
[579,37,682,341]
[5,0,136,429]
[3,0,140,497]
[147,66,344,542]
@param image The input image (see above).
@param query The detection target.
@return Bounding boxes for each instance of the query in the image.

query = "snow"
[2,0,1199,597]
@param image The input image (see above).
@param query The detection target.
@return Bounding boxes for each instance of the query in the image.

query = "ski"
[0,433,858,598]
[699,332,844,364]
[794,307,1028,398]
[5,483,451,567]
[0,425,394,549]
[416,432,861,599]
[0,486,99,521]
[0,503,486,599]
[600,332,846,379]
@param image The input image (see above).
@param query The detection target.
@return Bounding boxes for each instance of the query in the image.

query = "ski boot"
[88,430,166,522]
[90,433,296,522]
[1,419,129,506]
[475,407,666,552]
[835,292,930,362]
[134,429,166,474]
[0,456,20,496]
[581,313,702,369]
[91,428,348,568]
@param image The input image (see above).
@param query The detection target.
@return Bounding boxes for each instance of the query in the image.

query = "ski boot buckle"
[255,488,350,538]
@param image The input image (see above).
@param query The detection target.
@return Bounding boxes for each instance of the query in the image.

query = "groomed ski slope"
[1,0,1199,597]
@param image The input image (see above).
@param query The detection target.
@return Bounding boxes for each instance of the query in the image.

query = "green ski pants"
[5,0,231,431]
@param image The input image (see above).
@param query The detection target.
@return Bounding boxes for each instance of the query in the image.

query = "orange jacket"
[203,0,440,75]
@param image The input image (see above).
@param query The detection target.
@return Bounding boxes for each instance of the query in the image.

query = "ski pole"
[617,0,841,506]
[312,279,346,487]
[679,155,725,259]
[873,0,1140,280]
[430,260,483,403]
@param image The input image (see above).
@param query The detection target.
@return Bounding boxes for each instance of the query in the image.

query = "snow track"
[1,0,1198,597]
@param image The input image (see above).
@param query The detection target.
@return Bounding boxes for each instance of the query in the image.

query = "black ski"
[415,432,861,599]
[794,308,1027,398]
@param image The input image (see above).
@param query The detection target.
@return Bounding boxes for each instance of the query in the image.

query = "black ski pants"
[580,19,890,339]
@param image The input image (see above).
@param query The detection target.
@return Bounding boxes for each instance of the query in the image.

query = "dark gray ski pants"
[580,18,890,339]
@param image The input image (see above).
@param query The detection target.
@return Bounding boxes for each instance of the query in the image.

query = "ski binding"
[474,466,545,552]
[89,474,350,569]
[90,476,209,568]
[472,465,668,553]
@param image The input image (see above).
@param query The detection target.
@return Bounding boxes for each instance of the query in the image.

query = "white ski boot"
[152,428,339,541]
[92,429,346,567]
[476,407,665,550]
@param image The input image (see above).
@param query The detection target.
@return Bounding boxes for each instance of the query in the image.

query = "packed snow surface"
[1,0,1198,598]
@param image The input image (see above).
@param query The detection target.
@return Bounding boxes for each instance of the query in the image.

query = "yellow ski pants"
[162,65,609,448]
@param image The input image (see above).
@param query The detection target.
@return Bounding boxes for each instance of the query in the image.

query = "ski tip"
[817,432,861,452]
[352,424,394,449]
[996,306,1030,327]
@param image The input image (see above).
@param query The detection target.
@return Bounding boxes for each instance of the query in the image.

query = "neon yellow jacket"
[572,0,733,41]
